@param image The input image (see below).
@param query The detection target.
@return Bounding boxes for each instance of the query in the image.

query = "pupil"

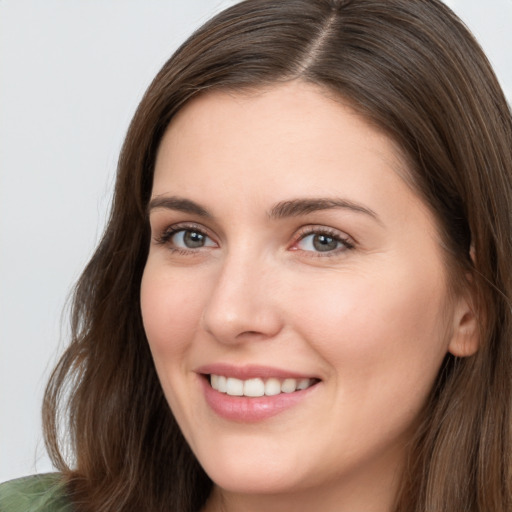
[184,230,205,248]
[313,234,337,252]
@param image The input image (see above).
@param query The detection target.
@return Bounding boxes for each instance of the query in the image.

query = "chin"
[193,438,310,496]
[206,465,302,496]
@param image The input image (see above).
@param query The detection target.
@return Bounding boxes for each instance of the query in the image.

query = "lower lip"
[200,376,318,422]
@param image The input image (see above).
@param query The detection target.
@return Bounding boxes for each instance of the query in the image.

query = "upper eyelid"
[296,225,343,235]
[157,222,213,237]
[293,225,354,242]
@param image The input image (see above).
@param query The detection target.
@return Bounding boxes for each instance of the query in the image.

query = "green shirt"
[0,474,71,512]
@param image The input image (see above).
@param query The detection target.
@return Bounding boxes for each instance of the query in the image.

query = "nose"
[201,251,284,345]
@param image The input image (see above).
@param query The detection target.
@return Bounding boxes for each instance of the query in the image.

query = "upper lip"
[195,363,319,381]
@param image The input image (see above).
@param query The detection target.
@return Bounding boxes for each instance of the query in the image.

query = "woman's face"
[141,81,473,510]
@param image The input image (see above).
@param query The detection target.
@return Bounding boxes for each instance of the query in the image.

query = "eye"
[155,225,217,251]
[171,229,216,249]
[294,229,354,254]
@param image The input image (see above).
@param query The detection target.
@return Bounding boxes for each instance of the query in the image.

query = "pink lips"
[196,363,319,422]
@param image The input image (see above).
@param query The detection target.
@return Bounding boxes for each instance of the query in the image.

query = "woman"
[1,0,511,510]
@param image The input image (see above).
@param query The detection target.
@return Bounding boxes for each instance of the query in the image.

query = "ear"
[447,291,480,357]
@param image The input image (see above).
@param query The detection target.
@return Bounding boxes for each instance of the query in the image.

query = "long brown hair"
[43,1,512,510]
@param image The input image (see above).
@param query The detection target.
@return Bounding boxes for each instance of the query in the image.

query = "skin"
[141,81,478,512]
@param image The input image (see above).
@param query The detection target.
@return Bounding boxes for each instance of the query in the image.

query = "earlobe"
[447,296,480,357]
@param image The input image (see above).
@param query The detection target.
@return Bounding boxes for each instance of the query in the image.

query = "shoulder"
[0,474,72,512]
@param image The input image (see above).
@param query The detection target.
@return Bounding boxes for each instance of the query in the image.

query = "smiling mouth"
[208,375,319,397]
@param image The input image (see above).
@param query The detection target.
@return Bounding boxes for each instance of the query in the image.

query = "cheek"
[140,262,206,359]
[289,266,451,401]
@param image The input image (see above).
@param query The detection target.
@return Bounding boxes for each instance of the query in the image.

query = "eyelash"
[153,223,355,257]
[293,226,355,257]
[154,223,215,255]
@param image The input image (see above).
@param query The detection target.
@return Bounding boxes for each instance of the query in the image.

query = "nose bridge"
[201,244,282,344]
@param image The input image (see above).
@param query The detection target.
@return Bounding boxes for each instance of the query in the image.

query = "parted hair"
[43,0,512,510]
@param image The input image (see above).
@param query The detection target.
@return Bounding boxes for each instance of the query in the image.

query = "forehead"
[153,81,409,199]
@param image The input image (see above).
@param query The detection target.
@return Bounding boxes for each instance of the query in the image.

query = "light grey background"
[1,0,511,482]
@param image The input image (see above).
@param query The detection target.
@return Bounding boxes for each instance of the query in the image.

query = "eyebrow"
[268,198,381,223]
[147,196,211,217]
[147,195,380,224]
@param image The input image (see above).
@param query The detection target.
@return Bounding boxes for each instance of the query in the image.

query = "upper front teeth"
[210,375,314,397]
